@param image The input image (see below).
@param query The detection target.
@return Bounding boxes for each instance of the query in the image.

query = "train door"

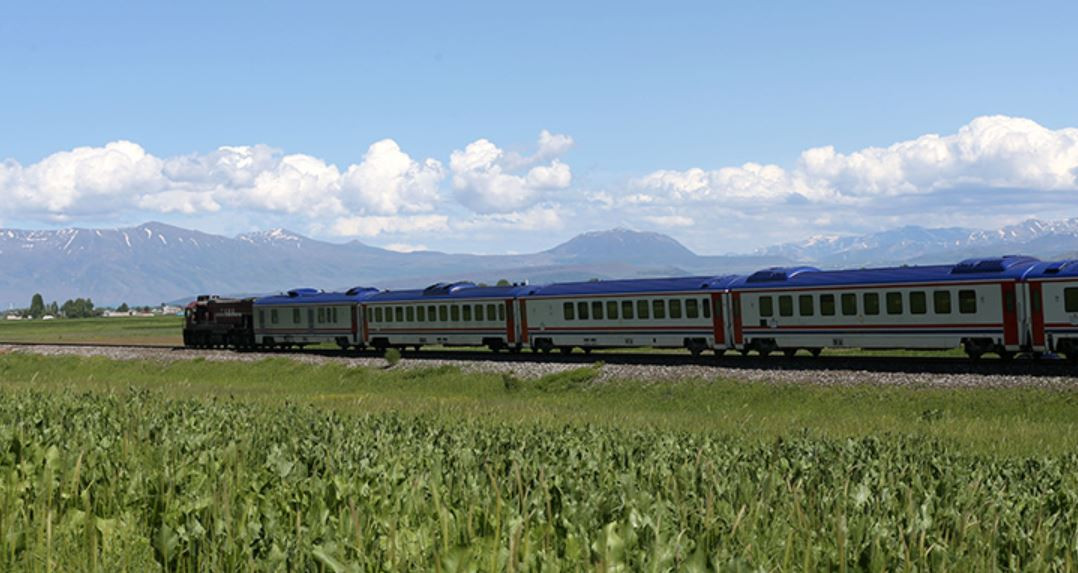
[360,304,370,345]
[1029,281,1046,351]
[731,292,744,348]
[710,292,725,349]
[1001,282,1019,350]
[505,299,518,345]
[307,308,315,333]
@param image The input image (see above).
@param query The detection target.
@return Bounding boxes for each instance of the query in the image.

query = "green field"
[0,315,182,346]
[1,352,1078,570]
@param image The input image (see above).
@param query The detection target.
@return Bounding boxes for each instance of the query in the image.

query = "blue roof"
[254,287,380,306]
[730,256,1041,290]
[366,283,530,303]
[523,276,726,297]
[1025,260,1078,279]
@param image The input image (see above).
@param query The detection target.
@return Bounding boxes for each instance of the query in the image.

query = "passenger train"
[183,256,1078,361]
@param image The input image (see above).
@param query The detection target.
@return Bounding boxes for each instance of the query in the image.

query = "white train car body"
[1025,261,1078,359]
[363,283,525,351]
[728,257,1040,358]
[253,287,378,348]
[519,277,737,354]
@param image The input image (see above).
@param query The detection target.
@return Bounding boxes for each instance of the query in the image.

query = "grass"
[1,352,1076,457]
[2,353,1078,570]
[0,315,182,346]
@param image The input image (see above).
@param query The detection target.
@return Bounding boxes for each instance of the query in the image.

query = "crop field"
[1,352,1078,570]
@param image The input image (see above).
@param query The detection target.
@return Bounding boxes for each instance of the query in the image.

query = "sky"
[2,1,1078,254]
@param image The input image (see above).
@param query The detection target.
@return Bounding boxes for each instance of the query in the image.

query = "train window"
[886,292,903,315]
[271,309,279,324]
[1066,288,1078,313]
[669,299,682,319]
[290,308,298,323]
[385,308,394,323]
[958,290,977,314]
[475,305,484,321]
[498,304,505,321]
[332,307,339,323]
[863,293,880,315]
[605,301,617,320]
[653,299,666,319]
[417,306,426,322]
[487,304,497,320]
[702,298,712,318]
[799,295,814,316]
[395,307,404,322]
[374,307,383,322]
[564,302,575,320]
[258,309,265,326]
[933,291,951,314]
[841,293,857,315]
[759,296,774,317]
[462,305,472,321]
[406,306,415,322]
[778,295,793,317]
[1032,290,1042,313]
[439,305,448,321]
[637,300,650,319]
[592,301,604,320]
[427,305,436,321]
[450,305,460,321]
[820,294,835,316]
[578,301,589,320]
[318,308,326,323]
[686,298,699,319]
[910,292,927,314]
[622,300,634,319]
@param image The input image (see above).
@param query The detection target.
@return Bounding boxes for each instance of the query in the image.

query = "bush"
[383,347,402,367]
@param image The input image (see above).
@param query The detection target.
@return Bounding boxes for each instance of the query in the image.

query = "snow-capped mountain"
[0,223,786,307]
[756,218,1078,267]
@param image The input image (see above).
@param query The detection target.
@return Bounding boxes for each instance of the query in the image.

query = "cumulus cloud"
[450,131,574,213]
[634,115,1078,207]
[341,139,444,215]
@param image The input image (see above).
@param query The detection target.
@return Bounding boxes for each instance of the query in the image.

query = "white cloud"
[382,242,429,253]
[450,131,573,213]
[642,214,694,227]
[341,139,445,215]
[635,115,1078,206]
[455,205,564,231]
[330,214,450,237]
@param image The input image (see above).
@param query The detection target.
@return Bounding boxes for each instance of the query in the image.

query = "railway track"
[5,341,1075,379]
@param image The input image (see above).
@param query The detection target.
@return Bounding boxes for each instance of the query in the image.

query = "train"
[183,255,1078,361]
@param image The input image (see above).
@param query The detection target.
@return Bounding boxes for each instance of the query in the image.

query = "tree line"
[26,293,96,319]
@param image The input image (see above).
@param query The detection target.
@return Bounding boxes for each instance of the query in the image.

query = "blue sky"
[2,1,1078,254]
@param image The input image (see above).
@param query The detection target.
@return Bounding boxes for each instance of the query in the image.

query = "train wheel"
[759,349,772,358]
[998,350,1015,361]
[583,348,593,355]
[783,349,797,358]
[809,348,822,358]
[714,349,726,358]
[559,346,573,355]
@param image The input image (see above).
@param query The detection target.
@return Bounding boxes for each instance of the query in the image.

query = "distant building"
[4,314,22,321]
[42,315,55,320]
[160,305,183,315]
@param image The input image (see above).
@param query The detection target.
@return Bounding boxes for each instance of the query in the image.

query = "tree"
[29,293,45,319]
[48,301,59,316]
[117,302,129,313]
[495,279,511,287]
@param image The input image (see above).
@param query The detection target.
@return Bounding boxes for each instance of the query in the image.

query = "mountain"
[757,218,1078,268]
[0,223,788,307]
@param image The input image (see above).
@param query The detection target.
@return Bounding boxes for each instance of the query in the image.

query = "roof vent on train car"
[1043,260,1078,274]
[950,256,1040,274]
[745,266,820,283]
[344,286,378,296]
[423,281,476,295]
[287,288,322,297]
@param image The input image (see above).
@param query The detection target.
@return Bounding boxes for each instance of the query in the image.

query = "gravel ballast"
[3,344,1078,390]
